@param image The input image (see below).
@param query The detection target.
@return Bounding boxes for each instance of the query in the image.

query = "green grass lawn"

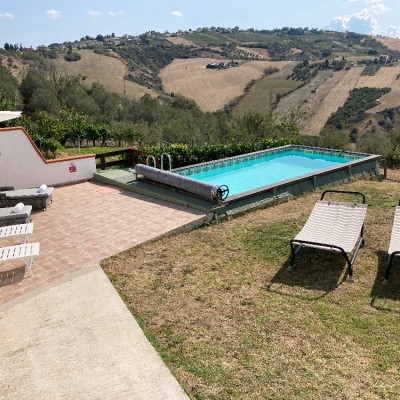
[103,179,400,399]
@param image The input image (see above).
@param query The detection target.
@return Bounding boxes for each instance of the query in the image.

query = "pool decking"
[0,181,209,305]
[0,181,211,399]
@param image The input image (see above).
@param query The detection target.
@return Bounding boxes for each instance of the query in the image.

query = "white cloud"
[370,3,390,14]
[45,9,62,20]
[348,0,384,3]
[384,25,400,38]
[87,10,101,17]
[326,1,391,35]
[108,11,125,17]
[171,10,183,17]
[0,12,15,19]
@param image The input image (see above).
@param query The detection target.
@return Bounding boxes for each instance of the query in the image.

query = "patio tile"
[0,181,206,305]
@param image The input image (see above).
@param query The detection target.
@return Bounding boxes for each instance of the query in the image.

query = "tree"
[4,43,9,51]
[86,124,100,147]
[20,69,60,115]
[0,64,22,109]
[357,131,392,157]
[28,87,60,115]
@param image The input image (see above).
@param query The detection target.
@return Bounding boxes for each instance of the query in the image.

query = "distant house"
[206,63,220,69]
[379,54,392,64]
[206,61,231,70]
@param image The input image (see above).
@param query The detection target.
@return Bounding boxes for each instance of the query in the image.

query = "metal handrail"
[161,153,172,171]
[146,155,157,168]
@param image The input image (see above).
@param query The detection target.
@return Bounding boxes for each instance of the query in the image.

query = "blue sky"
[0,0,399,48]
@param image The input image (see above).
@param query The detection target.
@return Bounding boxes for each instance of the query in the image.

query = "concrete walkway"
[0,182,209,399]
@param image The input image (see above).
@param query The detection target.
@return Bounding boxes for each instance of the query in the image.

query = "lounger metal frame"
[384,203,400,283]
[289,190,366,282]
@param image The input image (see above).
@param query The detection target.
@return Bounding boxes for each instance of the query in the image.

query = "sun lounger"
[0,223,34,244]
[0,186,54,210]
[384,204,400,284]
[0,242,40,277]
[289,190,367,282]
[0,205,32,227]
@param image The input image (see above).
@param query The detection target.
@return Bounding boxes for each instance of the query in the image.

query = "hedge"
[140,137,301,169]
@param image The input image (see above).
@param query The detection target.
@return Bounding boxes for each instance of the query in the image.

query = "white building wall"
[0,127,96,189]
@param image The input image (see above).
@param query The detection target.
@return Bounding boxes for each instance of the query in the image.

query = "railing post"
[127,149,135,166]
[382,159,387,179]
[100,154,106,170]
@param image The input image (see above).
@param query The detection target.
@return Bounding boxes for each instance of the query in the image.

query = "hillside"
[356,64,400,112]
[53,50,157,100]
[232,63,298,114]
[298,67,364,135]
[160,58,291,112]
[2,27,400,136]
[375,36,400,54]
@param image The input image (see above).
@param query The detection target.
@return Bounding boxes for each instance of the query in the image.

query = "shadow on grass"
[265,248,349,300]
[370,250,400,313]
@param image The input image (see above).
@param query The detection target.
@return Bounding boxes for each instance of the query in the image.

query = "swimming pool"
[173,145,380,202]
[175,149,356,197]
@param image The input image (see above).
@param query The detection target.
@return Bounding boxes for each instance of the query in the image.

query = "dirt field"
[160,58,292,112]
[234,63,297,114]
[356,64,400,112]
[375,36,400,52]
[299,67,364,135]
[166,36,197,46]
[236,46,269,59]
[54,50,156,100]
[275,69,334,117]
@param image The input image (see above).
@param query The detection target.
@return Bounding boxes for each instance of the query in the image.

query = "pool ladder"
[161,153,172,171]
[146,153,172,171]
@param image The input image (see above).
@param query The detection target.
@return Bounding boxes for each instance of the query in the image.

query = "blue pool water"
[177,150,355,196]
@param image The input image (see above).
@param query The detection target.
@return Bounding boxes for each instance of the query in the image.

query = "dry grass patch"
[375,37,400,53]
[160,58,290,112]
[103,179,400,400]
[356,64,400,112]
[275,69,333,120]
[54,50,156,100]
[166,37,197,46]
[299,67,364,135]
[233,62,297,114]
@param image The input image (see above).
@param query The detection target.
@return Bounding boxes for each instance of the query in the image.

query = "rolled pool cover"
[135,164,228,202]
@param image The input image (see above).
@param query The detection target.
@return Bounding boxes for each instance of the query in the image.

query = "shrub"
[140,137,301,168]
[64,52,81,62]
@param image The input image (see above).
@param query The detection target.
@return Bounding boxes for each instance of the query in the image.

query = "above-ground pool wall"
[224,158,380,213]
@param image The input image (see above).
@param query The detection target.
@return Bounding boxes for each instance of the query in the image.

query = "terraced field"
[54,50,156,100]
[233,63,297,114]
[235,46,269,59]
[356,64,400,113]
[299,67,364,135]
[160,58,290,112]
[275,69,334,117]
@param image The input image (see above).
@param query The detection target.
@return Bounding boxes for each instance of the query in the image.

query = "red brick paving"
[0,182,206,305]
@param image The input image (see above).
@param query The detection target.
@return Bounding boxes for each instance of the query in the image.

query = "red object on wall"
[69,162,77,173]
